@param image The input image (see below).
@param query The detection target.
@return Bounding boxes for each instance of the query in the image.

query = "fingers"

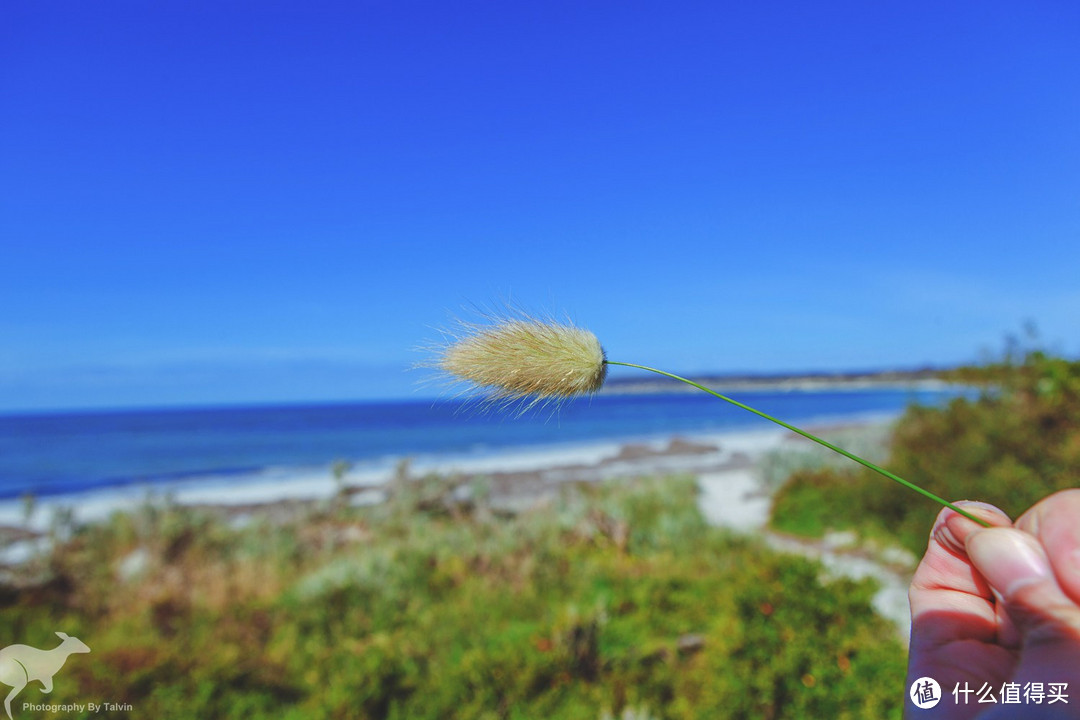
[907,502,1019,719]
[1015,488,1080,605]
[909,502,1013,649]
[966,527,1080,686]
[911,502,1012,599]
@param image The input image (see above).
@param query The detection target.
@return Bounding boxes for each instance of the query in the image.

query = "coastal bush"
[771,349,1080,554]
[1,475,904,719]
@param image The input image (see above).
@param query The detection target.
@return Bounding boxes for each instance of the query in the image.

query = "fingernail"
[934,502,1007,554]
[932,515,963,554]
[949,501,1009,527]
[967,529,1052,600]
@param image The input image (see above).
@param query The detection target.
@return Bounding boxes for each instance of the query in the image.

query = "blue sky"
[2,1,1078,411]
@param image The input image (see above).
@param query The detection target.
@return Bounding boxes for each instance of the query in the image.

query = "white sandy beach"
[0,426,788,533]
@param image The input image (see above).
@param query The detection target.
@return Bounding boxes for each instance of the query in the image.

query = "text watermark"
[909,677,1070,710]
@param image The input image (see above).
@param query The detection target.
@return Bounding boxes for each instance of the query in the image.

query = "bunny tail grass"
[435,317,607,408]
[605,360,991,528]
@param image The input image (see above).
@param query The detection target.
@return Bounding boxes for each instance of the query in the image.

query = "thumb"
[966,528,1080,684]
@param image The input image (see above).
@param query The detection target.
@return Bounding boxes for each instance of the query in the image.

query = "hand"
[906,490,1080,719]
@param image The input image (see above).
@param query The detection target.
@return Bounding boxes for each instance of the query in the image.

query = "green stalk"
[605,360,990,528]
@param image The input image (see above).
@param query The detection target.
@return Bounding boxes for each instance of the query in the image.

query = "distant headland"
[601,366,954,395]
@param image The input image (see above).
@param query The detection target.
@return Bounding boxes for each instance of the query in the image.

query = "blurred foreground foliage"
[772,349,1080,554]
[3,473,903,719]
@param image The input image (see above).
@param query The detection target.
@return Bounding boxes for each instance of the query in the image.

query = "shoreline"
[0,426,790,534]
[602,377,957,396]
[0,412,899,533]
[0,415,895,555]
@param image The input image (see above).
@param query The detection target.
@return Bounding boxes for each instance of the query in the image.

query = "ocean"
[0,387,966,502]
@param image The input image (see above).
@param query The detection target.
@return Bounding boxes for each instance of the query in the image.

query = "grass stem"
[605,360,991,528]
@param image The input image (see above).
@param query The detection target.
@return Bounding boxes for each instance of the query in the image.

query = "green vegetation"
[3,474,903,719]
[772,349,1080,555]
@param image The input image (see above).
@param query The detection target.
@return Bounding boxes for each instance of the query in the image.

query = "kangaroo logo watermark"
[0,632,90,720]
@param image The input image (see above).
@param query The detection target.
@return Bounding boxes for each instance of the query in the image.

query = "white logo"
[910,676,942,709]
[0,632,91,720]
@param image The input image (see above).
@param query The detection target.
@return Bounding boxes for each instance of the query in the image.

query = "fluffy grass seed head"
[435,316,608,409]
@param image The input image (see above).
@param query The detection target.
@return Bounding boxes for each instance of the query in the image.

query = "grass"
[3,473,904,719]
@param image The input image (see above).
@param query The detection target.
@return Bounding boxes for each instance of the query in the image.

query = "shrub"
[3,475,904,718]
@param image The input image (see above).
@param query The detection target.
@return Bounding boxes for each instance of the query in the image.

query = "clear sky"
[2,1,1078,412]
